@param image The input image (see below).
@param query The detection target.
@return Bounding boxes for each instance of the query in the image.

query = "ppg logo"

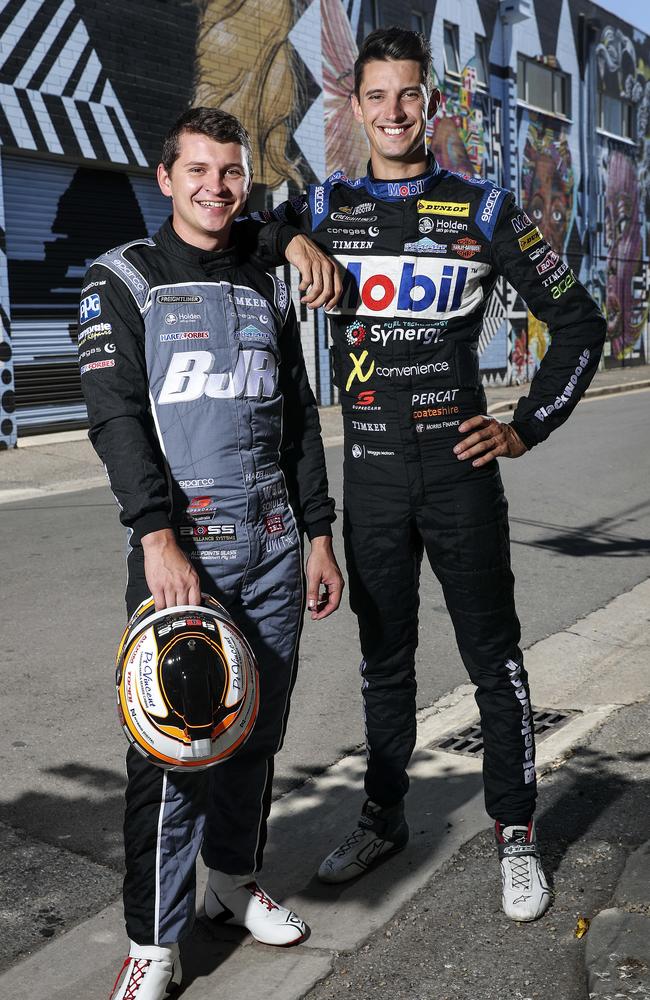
[333,255,489,319]
[158,349,277,404]
[80,294,101,323]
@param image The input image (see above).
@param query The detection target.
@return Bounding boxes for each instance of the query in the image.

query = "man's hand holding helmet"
[142,528,201,610]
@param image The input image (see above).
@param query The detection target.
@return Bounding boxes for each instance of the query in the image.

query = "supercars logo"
[518,227,543,252]
[417,200,470,216]
[355,390,376,407]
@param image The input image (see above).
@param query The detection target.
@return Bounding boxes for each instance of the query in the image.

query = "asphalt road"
[0,390,648,968]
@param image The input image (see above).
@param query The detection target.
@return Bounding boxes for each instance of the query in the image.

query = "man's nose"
[204,172,228,193]
[384,97,406,121]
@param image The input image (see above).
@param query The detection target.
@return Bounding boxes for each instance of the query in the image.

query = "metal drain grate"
[429,707,579,758]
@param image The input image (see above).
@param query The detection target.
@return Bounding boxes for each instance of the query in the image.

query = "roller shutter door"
[3,155,168,434]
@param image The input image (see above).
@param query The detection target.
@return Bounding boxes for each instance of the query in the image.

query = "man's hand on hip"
[285,234,343,310]
[305,535,344,621]
[454,415,527,467]
[141,528,202,610]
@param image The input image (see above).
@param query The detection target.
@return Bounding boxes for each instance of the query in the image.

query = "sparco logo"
[158,349,277,404]
[179,478,215,488]
[314,186,325,215]
[112,258,145,292]
[480,188,500,223]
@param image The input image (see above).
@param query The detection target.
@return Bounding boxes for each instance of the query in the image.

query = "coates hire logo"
[332,255,490,319]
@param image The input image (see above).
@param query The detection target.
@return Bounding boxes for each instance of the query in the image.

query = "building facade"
[0,0,648,444]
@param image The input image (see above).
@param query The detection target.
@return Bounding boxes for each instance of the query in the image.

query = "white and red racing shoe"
[109,942,181,1000]
[204,870,307,946]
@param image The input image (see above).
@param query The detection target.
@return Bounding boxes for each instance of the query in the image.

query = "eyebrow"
[365,86,420,97]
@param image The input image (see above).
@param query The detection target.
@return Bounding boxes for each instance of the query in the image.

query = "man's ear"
[350,92,364,125]
[427,88,441,119]
[157,162,172,199]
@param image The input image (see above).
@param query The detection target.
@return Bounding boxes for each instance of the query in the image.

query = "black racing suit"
[79,218,334,945]
[258,156,606,824]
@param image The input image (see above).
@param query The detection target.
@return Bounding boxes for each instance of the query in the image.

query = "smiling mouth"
[379,125,411,136]
[196,200,232,208]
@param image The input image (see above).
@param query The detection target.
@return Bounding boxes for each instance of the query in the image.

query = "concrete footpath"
[0,579,647,999]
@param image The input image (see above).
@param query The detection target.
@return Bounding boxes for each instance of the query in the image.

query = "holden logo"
[419,217,434,234]
[165,313,177,325]
[351,443,363,458]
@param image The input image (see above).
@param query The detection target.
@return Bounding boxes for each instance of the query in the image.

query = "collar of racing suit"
[360,152,441,200]
[156,216,244,272]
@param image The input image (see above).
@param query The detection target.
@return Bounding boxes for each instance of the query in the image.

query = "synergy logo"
[332,256,489,319]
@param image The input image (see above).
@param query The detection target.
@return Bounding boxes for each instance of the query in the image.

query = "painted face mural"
[521,119,574,255]
[604,150,643,360]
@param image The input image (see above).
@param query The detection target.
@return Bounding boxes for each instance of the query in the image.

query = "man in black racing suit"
[258,27,606,921]
[79,108,343,1000]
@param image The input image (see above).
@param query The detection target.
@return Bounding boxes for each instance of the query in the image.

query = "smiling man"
[258,26,606,924]
[79,107,344,1000]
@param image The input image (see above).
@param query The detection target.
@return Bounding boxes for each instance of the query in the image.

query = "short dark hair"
[161,107,253,175]
[354,26,432,97]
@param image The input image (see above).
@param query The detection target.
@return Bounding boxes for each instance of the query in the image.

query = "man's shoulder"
[432,170,514,240]
[85,236,157,308]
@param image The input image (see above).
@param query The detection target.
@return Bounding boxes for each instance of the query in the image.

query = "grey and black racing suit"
[257,155,606,825]
[79,218,334,946]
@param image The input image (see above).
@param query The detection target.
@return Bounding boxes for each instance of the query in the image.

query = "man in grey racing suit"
[79,107,343,1000]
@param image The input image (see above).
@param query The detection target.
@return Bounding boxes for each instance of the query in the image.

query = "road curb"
[487,377,650,415]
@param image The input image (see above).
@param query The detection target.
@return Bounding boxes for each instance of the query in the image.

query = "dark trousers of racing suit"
[343,441,536,827]
[122,539,304,947]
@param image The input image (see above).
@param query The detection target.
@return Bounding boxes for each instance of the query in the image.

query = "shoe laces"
[111,958,149,1000]
[333,826,369,857]
[504,854,533,891]
[247,882,279,912]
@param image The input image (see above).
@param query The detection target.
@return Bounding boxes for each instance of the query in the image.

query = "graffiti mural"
[0,0,649,437]
[593,23,650,366]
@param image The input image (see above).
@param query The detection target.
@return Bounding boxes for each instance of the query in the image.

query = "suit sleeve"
[238,196,313,269]
[78,265,172,544]
[490,194,606,449]
[277,300,335,539]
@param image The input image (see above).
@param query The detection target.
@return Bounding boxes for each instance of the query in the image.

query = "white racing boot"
[204,870,307,946]
[318,799,409,884]
[496,820,551,921]
[109,942,181,1000]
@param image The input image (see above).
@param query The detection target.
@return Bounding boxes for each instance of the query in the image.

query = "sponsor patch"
[511,212,533,234]
[418,217,434,234]
[518,228,543,252]
[157,294,203,303]
[388,179,426,197]
[80,293,101,323]
[403,237,447,254]
[451,237,482,259]
[550,271,576,299]
[179,523,236,542]
[345,321,367,347]
[536,251,560,275]
[332,240,375,250]
[417,200,470,217]
[264,513,285,536]
[164,312,201,325]
[186,495,219,521]
[160,331,210,342]
[331,212,377,223]
[78,322,112,345]
[80,358,115,375]
[352,389,380,410]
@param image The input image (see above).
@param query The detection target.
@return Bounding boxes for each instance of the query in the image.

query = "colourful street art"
[429,66,489,178]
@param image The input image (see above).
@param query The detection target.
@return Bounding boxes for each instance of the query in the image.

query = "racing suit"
[79,218,334,945]
[259,155,606,824]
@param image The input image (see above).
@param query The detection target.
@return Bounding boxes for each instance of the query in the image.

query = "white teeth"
[383,127,406,135]
[199,200,228,207]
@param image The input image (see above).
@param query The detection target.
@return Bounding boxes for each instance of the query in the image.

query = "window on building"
[443,22,460,76]
[517,55,570,117]
[363,0,381,36]
[598,93,635,140]
[475,35,489,87]
[411,10,426,35]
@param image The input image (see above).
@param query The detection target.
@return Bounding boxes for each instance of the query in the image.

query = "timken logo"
[417,200,470,217]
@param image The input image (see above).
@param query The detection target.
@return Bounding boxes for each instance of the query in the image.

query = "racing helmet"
[116,595,258,770]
